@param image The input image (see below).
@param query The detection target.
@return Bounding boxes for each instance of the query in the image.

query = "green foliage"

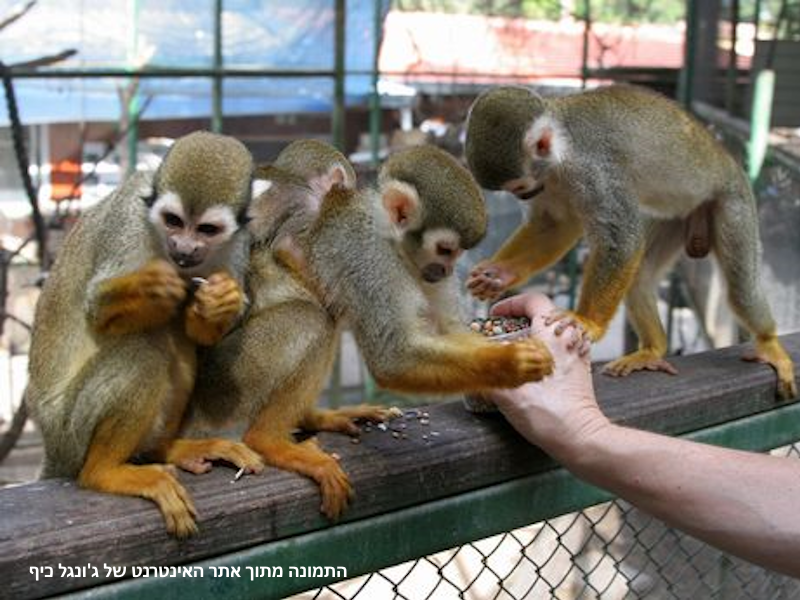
[392,0,687,24]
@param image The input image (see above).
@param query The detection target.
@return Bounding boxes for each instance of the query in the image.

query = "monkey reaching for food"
[27,132,264,538]
[188,140,392,521]
[189,142,553,520]
[464,85,796,399]
[302,144,554,395]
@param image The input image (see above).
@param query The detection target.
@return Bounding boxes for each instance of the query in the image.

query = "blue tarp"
[0,0,389,124]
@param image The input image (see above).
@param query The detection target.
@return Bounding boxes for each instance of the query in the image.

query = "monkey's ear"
[251,179,273,199]
[141,187,158,207]
[309,163,354,199]
[381,180,421,232]
[523,120,556,159]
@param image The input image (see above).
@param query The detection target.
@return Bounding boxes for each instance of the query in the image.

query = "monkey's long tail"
[0,389,27,464]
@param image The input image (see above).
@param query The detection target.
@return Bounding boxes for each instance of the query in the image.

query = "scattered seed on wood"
[331,452,341,461]
[231,467,245,483]
[377,423,388,432]
[392,431,400,439]
[350,437,361,444]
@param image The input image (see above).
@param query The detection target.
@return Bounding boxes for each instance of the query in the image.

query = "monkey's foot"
[243,435,354,519]
[302,439,354,519]
[303,405,399,436]
[185,272,245,346]
[80,463,198,538]
[545,310,603,342]
[466,261,518,301]
[743,338,797,400]
[166,438,264,476]
[603,350,678,377]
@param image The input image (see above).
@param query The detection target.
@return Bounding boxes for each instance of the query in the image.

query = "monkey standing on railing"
[464,85,796,400]
[27,132,264,537]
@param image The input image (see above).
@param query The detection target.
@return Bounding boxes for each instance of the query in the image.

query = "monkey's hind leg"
[604,220,683,378]
[713,188,797,399]
[300,405,396,437]
[244,395,353,520]
[79,413,198,538]
[165,438,264,476]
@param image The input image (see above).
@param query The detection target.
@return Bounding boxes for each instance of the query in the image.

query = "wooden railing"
[2,333,799,599]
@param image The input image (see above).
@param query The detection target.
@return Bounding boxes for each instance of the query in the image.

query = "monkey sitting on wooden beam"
[464,84,796,400]
[27,132,264,538]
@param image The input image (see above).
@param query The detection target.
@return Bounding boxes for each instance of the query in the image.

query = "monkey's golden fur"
[465,85,796,399]
[27,132,263,538]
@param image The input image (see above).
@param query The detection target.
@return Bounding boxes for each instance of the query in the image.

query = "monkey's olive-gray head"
[465,87,546,190]
[154,131,253,217]
[274,139,356,186]
[380,145,487,249]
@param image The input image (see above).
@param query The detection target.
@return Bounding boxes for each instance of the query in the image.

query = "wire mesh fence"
[296,443,800,600]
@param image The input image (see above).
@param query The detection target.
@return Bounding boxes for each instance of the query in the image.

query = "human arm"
[488,292,800,578]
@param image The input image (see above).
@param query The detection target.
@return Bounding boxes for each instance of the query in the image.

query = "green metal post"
[747,69,775,182]
[580,0,590,88]
[332,0,346,151]
[753,0,762,39]
[211,0,223,133]
[126,0,141,175]
[679,0,698,108]
[369,0,382,168]
[724,0,739,114]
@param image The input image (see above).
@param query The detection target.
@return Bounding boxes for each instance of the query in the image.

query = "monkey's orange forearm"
[94,260,186,336]
[491,214,582,283]
[371,333,553,394]
[576,248,644,340]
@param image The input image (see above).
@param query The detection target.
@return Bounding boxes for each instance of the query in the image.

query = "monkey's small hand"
[185,271,245,346]
[467,261,519,301]
[95,259,187,336]
[479,337,554,388]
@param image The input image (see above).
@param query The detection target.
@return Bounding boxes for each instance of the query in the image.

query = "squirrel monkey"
[303,144,554,395]
[464,85,796,399]
[188,140,393,521]
[27,132,264,538]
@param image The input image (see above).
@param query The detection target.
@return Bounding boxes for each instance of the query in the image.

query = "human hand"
[485,292,610,461]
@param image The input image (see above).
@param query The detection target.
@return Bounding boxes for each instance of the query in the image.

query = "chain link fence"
[296,443,799,600]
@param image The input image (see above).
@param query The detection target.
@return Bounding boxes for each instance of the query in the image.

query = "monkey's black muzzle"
[172,253,203,269]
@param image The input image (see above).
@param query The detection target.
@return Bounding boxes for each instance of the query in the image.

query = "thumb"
[490,292,557,320]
